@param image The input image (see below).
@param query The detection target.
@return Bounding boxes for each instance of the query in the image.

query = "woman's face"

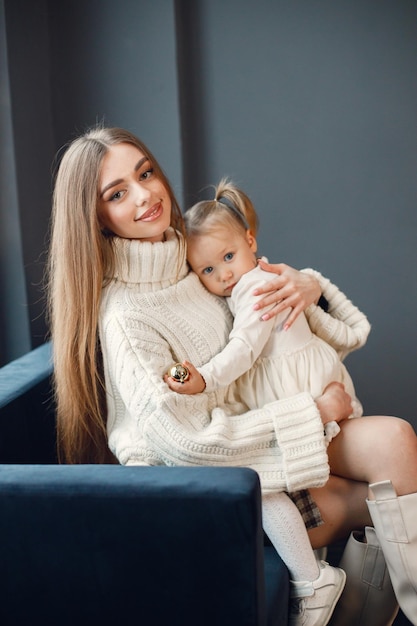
[98,142,172,241]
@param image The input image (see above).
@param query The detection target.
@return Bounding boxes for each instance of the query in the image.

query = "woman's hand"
[253,260,321,329]
[164,361,206,395]
[315,382,353,426]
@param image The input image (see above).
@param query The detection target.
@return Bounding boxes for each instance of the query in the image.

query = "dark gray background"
[2,0,416,428]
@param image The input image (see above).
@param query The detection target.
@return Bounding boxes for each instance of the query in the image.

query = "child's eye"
[224,252,234,262]
[202,267,213,275]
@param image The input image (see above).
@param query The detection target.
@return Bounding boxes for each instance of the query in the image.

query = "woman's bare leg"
[308,475,370,549]
[327,415,417,497]
[308,415,417,548]
[309,416,417,622]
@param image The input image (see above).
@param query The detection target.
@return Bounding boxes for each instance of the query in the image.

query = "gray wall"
[3,0,416,424]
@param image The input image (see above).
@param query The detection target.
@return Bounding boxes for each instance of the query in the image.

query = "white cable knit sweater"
[99,229,370,493]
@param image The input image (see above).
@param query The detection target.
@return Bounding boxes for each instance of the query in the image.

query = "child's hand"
[316,382,353,425]
[164,361,206,395]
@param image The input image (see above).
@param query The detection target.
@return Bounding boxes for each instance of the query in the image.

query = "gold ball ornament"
[167,363,190,383]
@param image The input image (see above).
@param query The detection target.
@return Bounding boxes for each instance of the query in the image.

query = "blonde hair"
[184,178,259,239]
[46,126,185,463]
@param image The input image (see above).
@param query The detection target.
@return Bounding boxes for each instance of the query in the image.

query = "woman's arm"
[252,261,370,357]
[253,260,322,328]
[102,316,331,493]
[301,268,371,358]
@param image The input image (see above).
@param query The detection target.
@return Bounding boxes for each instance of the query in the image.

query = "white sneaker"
[289,561,346,626]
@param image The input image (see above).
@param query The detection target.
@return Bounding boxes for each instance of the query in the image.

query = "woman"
[47,126,417,626]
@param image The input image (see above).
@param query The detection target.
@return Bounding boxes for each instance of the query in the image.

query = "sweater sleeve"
[102,315,329,493]
[301,268,371,360]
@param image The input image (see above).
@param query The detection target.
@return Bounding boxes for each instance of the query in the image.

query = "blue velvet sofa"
[0,343,290,626]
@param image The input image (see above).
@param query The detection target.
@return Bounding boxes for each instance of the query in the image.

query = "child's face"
[98,142,172,241]
[187,226,257,296]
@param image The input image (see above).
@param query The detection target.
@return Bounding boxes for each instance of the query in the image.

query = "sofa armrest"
[0,342,56,462]
[0,465,289,626]
[0,342,53,408]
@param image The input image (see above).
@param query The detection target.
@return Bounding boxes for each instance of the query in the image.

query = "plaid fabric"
[288,489,323,529]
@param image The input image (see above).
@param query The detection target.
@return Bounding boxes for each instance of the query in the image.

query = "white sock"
[262,491,320,582]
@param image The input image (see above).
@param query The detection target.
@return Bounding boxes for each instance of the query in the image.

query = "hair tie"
[217,196,250,230]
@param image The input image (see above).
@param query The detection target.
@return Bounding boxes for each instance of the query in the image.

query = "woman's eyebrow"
[134,156,148,172]
[100,157,149,197]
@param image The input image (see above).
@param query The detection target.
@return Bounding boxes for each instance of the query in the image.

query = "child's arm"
[164,361,206,395]
[164,269,283,395]
[196,269,288,393]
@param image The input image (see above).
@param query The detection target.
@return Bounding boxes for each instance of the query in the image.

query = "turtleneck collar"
[107,228,189,291]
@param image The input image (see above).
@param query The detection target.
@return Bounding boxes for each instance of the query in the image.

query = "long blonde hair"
[46,126,185,463]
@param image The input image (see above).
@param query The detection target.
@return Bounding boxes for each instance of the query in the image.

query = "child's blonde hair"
[184,178,259,239]
[46,125,185,463]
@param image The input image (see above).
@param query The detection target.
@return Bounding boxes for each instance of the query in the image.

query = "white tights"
[262,491,320,582]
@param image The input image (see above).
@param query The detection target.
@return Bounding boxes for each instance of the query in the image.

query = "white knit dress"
[98,229,368,493]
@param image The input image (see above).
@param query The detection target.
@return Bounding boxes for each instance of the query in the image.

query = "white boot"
[329,526,399,625]
[367,480,417,625]
[289,560,346,626]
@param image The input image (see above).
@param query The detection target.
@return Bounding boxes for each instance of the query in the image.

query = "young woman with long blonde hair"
[47,126,417,626]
